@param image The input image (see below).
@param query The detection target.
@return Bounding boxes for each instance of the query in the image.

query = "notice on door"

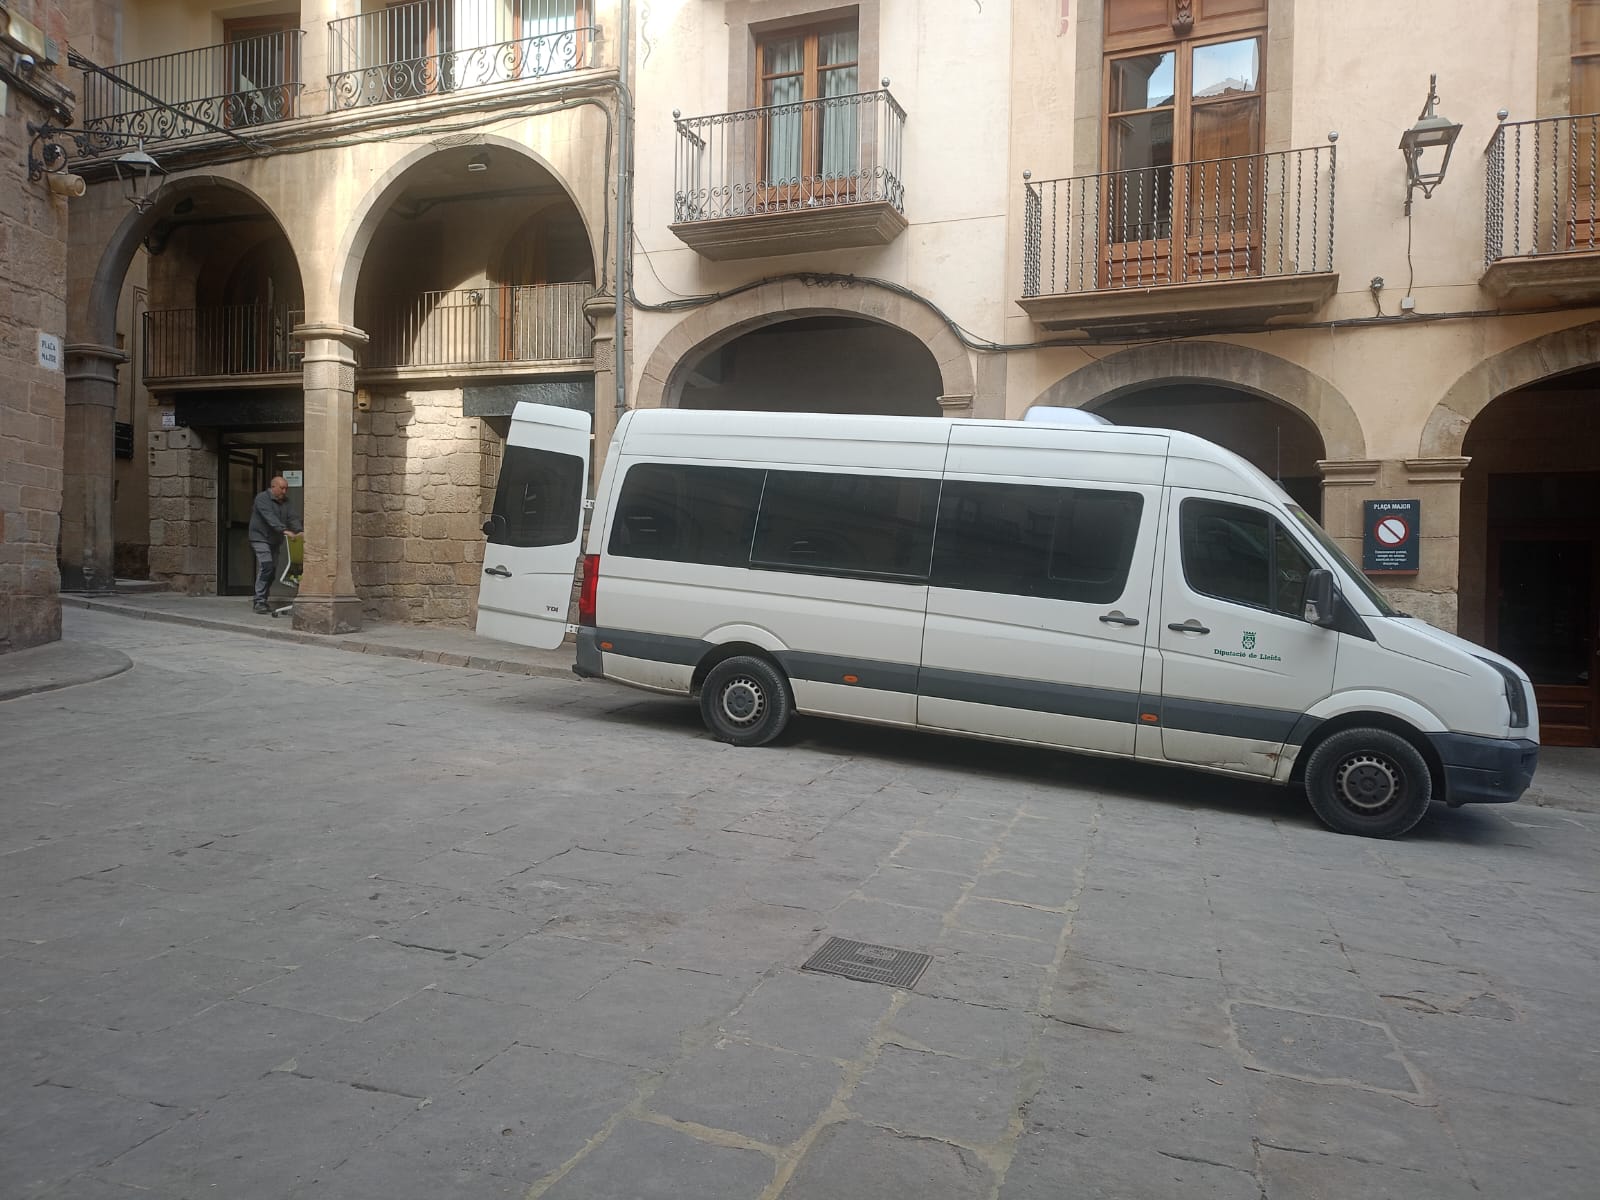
[1362,498,1420,574]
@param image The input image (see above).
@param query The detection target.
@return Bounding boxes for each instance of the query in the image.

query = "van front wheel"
[1303,728,1433,838]
[700,656,793,747]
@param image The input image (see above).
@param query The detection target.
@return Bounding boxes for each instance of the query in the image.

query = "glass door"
[1490,533,1598,746]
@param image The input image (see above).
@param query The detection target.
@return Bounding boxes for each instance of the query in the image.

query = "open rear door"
[476,403,591,650]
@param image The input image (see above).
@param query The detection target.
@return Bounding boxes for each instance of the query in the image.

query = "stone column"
[60,343,128,591]
[1315,458,1380,564]
[586,293,619,466]
[292,323,368,634]
[1402,456,1473,633]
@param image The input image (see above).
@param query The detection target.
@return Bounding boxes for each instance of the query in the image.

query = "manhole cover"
[801,937,932,989]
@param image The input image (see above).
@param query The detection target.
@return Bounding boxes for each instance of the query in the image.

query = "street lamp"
[1399,75,1462,215]
[113,140,166,211]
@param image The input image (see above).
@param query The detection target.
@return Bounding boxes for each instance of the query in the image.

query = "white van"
[478,403,1538,838]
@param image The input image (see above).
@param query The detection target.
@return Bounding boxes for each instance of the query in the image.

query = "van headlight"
[1475,656,1529,729]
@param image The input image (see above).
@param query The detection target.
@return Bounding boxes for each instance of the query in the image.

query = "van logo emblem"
[1242,631,1257,650]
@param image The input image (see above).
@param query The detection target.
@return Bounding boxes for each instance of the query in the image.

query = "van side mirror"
[1303,568,1337,627]
[482,514,507,541]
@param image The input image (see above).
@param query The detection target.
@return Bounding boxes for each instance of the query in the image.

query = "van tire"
[1303,727,1433,838]
[700,656,793,747]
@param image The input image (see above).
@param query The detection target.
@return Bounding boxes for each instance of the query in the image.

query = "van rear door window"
[489,445,585,548]
[932,481,1143,603]
[607,463,765,566]
[752,471,940,580]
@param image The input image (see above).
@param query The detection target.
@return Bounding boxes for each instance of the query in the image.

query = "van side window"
[607,463,764,566]
[932,482,1143,603]
[488,446,585,547]
[752,471,940,580]
[1180,499,1316,617]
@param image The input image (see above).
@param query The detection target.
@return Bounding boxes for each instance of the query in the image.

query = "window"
[1181,498,1315,618]
[753,470,938,580]
[1102,0,1266,283]
[385,0,454,96]
[932,482,1144,604]
[756,21,860,205]
[223,14,298,126]
[607,463,764,567]
[487,445,584,547]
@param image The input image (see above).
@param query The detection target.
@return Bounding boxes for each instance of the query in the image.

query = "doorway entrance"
[1486,473,1600,746]
[220,432,304,595]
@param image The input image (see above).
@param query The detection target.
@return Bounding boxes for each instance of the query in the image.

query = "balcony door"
[223,15,296,126]
[1102,0,1264,288]
[1571,0,1600,246]
[386,0,454,97]
[756,22,859,211]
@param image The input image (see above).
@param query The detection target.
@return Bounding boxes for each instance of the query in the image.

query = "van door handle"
[483,565,512,578]
[1168,619,1210,634]
[1099,612,1140,627]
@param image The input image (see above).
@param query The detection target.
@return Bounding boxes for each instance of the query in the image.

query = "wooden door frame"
[1100,29,1265,287]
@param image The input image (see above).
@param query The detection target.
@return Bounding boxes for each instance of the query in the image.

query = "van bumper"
[573,627,603,680]
[1428,733,1539,806]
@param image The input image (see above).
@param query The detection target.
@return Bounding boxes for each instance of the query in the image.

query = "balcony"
[670,89,907,261]
[1482,114,1600,304]
[143,306,304,386]
[327,0,594,111]
[78,32,304,151]
[362,283,594,377]
[1018,144,1339,335]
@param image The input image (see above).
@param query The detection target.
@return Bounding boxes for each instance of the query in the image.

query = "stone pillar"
[292,323,367,634]
[1319,457,1471,632]
[1402,457,1473,633]
[586,293,619,466]
[60,343,128,591]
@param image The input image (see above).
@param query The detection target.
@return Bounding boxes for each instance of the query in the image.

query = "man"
[248,475,302,614]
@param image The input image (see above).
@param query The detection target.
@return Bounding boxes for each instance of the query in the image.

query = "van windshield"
[1287,505,1399,617]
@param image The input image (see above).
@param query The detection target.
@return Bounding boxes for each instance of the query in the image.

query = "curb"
[61,596,576,682]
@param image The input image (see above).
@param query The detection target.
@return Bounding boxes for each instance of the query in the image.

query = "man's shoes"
[252,602,270,614]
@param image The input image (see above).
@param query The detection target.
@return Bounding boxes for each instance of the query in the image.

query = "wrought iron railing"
[79,32,304,149]
[143,306,304,380]
[1484,114,1600,263]
[1022,144,1337,296]
[673,89,906,224]
[327,0,593,111]
[364,283,594,368]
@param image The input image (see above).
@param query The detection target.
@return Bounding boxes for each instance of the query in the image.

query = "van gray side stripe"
[919,668,1140,726]
[776,651,921,694]
[1158,696,1309,745]
[592,627,1314,744]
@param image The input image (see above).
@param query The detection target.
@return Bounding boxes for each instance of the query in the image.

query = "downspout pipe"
[613,0,630,419]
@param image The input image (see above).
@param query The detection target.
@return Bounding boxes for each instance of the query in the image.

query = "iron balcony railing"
[1484,113,1600,263]
[79,32,304,149]
[327,0,593,111]
[143,306,304,381]
[1022,144,1337,296]
[364,283,594,368]
[673,89,906,224]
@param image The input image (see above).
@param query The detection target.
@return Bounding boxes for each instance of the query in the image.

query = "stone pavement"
[1,608,1596,1199]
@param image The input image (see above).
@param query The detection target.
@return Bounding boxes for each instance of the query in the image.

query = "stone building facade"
[0,0,73,652]
[45,0,1600,743]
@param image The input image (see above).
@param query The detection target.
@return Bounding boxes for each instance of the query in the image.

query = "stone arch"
[332,134,600,328]
[1032,340,1366,461]
[1423,319,1600,458]
[81,174,296,348]
[635,279,975,410]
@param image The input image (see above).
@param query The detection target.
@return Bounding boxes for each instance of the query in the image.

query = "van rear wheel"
[1303,727,1433,838]
[700,656,793,747]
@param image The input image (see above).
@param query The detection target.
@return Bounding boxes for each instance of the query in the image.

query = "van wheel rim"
[1334,753,1401,814]
[719,677,765,727]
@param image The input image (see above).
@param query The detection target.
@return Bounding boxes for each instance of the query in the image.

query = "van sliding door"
[918,475,1160,757]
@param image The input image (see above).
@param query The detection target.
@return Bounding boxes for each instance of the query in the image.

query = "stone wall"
[0,1,73,652]
[144,427,218,592]
[353,390,487,624]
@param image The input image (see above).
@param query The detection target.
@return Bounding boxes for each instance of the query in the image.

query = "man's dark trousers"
[251,540,276,607]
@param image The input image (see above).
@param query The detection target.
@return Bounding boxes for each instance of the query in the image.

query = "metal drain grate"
[801,937,932,989]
